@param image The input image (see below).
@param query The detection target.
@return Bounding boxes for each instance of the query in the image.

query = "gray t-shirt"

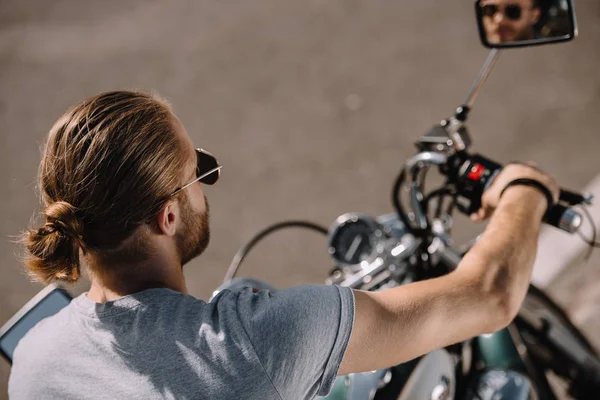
[9,285,354,400]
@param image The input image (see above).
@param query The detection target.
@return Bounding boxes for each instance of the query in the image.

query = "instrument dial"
[328,214,384,267]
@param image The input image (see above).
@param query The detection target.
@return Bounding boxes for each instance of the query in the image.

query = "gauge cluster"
[326,212,418,290]
[327,214,384,267]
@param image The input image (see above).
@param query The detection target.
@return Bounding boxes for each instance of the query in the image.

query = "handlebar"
[404,151,589,234]
[327,147,592,292]
[543,204,582,233]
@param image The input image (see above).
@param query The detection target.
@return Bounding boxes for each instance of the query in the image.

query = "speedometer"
[327,213,385,267]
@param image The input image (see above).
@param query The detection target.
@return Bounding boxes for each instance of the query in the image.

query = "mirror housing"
[475,0,577,48]
[0,284,72,363]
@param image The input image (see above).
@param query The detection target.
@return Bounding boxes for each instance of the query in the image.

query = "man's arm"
[339,165,558,375]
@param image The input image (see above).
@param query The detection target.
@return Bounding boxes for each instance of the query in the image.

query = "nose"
[494,10,506,23]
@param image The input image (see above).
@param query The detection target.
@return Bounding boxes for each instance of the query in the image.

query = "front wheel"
[516,285,600,399]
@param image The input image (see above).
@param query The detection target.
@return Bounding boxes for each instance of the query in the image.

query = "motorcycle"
[223,1,600,398]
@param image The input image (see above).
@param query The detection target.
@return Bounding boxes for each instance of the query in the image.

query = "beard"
[176,193,210,266]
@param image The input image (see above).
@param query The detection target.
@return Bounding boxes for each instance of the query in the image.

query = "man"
[481,0,542,44]
[9,90,558,399]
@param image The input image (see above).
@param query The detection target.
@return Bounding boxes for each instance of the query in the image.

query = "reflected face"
[481,0,541,43]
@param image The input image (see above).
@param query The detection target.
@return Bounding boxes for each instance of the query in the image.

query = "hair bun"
[22,201,83,283]
[45,201,84,245]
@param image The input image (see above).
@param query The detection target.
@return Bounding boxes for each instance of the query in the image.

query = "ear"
[531,8,541,24]
[154,200,178,237]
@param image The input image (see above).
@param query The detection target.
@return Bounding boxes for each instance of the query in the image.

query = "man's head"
[481,0,542,44]
[23,91,213,284]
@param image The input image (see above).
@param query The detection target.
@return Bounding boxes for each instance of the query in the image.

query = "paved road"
[1,0,599,397]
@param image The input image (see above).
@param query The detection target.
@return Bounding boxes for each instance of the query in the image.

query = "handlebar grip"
[543,203,583,234]
[447,154,586,234]
[559,188,586,205]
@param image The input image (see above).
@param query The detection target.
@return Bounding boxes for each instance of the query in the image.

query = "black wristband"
[500,178,554,214]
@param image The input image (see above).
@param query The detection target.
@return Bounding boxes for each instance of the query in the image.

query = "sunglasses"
[170,148,222,197]
[482,4,523,20]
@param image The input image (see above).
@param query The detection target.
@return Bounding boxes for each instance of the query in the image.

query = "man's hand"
[339,161,562,376]
[470,162,560,222]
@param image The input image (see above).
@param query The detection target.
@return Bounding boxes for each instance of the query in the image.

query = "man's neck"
[87,279,189,303]
[85,257,189,303]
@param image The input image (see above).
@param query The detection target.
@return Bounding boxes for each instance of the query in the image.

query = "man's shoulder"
[12,302,72,364]
[23,301,71,339]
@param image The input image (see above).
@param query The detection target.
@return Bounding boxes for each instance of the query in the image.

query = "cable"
[578,206,600,249]
[565,206,600,273]
[418,165,429,194]
[446,193,457,219]
[392,168,413,230]
[423,186,456,218]
[434,192,449,219]
[224,221,329,283]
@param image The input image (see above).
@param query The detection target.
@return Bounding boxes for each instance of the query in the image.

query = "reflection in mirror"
[476,0,576,47]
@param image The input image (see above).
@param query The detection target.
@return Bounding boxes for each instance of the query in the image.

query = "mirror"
[475,0,577,48]
[0,286,71,363]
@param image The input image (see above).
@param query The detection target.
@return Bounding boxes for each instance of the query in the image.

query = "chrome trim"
[405,152,448,171]
[339,257,386,288]
[445,118,469,152]
[390,236,421,258]
[464,49,500,109]
[405,152,448,230]
[337,237,421,289]
[558,208,582,233]
[410,182,428,230]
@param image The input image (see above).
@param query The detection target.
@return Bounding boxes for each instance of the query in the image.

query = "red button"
[467,163,485,181]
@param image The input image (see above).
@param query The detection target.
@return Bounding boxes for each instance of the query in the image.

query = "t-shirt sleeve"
[234,284,354,399]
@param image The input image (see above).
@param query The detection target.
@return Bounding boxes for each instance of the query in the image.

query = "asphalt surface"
[1,0,600,397]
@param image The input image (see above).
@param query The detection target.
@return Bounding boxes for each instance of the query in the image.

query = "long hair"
[22,90,188,283]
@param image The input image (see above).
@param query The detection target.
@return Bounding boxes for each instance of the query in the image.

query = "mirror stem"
[463,49,501,112]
